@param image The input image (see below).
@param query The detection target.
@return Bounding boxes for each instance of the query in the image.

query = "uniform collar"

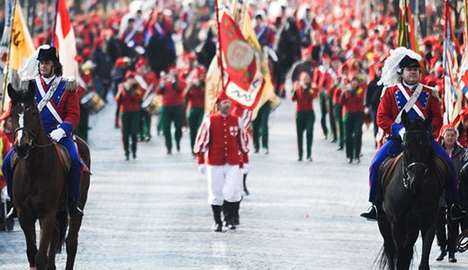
[402,81,418,91]
[41,75,56,85]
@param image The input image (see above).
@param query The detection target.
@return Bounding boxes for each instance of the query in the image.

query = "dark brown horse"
[377,112,447,270]
[7,83,90,270]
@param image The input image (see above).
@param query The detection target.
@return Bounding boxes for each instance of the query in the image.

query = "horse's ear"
[401,110,409,127]
[24,82,35,102]
[7,83,19,102]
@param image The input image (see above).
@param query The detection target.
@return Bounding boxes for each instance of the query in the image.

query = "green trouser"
[77,106,89,142]
[139,109,152,140]
[319,91,328,138]
[343,112,364,160]
[334,105,344,148]
[161,105,184,152]
[252,101,271,151]
[327,96,337,141]
[188,107,204,152]
[296,110,315,159]
[121,111,140,156]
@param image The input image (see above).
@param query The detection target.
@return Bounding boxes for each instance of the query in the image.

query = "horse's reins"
[402,130,431,189]
[14,126,55,149]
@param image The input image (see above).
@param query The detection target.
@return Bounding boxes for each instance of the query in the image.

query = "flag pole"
[214,0,225,93]
[1,0,18,112]
[50,0,59,46]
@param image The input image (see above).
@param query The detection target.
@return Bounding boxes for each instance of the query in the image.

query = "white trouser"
[207,164,242,205]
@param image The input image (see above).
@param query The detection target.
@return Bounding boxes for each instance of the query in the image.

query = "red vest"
[205,114,242,165]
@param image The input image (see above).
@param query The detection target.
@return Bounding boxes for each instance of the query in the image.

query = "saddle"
[10,144,71,173]
[10,143,90,175]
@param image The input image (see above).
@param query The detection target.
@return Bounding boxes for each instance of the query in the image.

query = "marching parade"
[2,0,468,269]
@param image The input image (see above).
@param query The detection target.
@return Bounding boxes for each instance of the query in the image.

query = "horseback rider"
[2,45,83,217]
[360,47,467,221]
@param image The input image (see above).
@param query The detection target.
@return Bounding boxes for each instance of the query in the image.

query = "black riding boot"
[68,198,83,218]
[360,205,377,220]
[223,201,236,230]
[448,252,457,263]
[211,205,223,232]
[232,201,240,226]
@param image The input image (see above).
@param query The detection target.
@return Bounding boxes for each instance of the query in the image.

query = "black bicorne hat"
[399,55,420,69]
[37,46,59,63]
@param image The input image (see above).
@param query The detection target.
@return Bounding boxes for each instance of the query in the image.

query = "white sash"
[35,77,63,124]
[395,83,424,124]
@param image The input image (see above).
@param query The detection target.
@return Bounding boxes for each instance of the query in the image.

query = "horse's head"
[8,83,42,159]
[400,111,433,194]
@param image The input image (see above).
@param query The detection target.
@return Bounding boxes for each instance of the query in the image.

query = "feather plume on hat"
[378,47,422,87]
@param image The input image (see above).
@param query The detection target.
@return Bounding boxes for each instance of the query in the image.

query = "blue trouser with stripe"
[368,137,458,204]
[2,137,81,202]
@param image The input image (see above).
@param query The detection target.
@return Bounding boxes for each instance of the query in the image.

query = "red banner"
[219,12,263,109]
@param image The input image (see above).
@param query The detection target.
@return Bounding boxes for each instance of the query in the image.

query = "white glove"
[398,127,406,140]
[49,128,66,142]
[198,165,206,175]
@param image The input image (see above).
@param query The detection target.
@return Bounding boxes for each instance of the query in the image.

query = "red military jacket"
[292,85,318,112]
[341,88,365,114]
[116,84,144,113]
[186,85,205,109]
[194,112,248,166]
[158,80,185,107]
[377,83,442,138]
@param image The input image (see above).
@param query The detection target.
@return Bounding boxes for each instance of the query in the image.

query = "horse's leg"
[19,214,38,269]
[378,213,396,270]
[35,213,56,270]
[394,224,418,270]
[419,224,436,270]
[65,215,83,270]
[47,220,60,270]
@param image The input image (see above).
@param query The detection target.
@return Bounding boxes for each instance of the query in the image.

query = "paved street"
[0,99,467,270]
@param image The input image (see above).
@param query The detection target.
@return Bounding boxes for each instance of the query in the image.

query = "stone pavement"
[0,98,466,270]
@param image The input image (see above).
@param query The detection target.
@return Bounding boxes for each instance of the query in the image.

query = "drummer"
[135,57,158,142]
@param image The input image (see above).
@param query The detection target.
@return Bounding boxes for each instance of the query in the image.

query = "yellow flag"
[240,10,280,118]
[9,1,34,71]
[204,56,223,113]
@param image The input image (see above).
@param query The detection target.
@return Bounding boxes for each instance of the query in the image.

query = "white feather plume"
[378,47,422,87]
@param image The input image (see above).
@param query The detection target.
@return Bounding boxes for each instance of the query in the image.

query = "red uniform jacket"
[158,80,185,107]
[341,88,365,114]
[186,85,205,109]
[116,85,143,113]
[194,113,249,166]
[292,85,318,112]
[377,84,442,138]
[38,78,81,133]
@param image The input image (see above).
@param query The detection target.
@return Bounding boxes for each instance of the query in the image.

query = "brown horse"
[7,83,91,270]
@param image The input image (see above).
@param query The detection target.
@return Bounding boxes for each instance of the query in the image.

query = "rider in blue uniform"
[2,45,83,217]
[360,47,466,221]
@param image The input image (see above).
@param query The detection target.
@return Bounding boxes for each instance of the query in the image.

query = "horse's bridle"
[402,130,431,191]
[14,126,53,147]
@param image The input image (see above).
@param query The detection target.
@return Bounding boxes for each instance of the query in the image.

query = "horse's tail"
[375,244,395,270]
[56,211,69,254]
